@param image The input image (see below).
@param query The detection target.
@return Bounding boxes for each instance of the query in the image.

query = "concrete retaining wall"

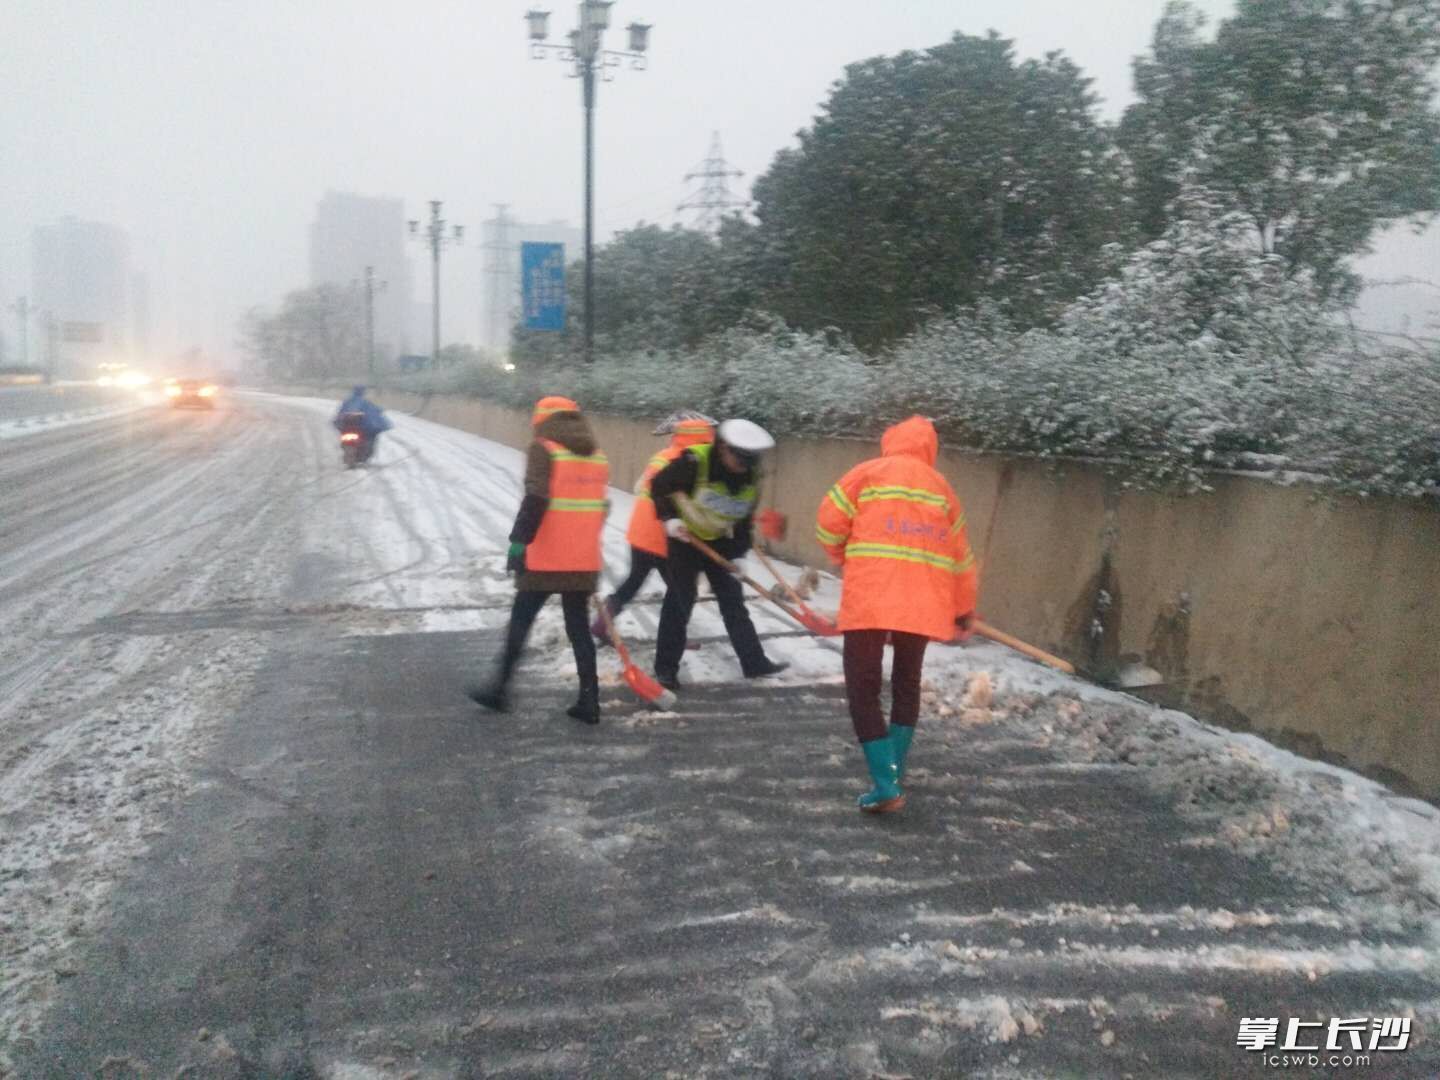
[349,387,1440,799]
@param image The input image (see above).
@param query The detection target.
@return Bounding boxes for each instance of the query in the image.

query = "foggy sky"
[2,0,1434,365]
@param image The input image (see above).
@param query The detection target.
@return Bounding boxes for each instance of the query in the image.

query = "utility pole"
[45,311,58,379]
[409,200,463,367]
[678,131,747,234]
[10,296,30,368]
[362,266,388,379]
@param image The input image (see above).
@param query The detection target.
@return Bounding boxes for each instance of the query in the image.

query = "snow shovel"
[967,620,1163,689]
[751,542,841,637]
[594,596,678,710]
[686,535,835,638]
[971,619,1075,675]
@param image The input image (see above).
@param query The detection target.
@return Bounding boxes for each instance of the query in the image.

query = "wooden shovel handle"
[595,595,633,667]
[751,543,812,613]
[686,535,814,629]
[973,620,1075,675]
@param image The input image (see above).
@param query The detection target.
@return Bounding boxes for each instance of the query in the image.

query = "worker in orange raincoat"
[469,396,611,724]
[591,411,716,644]
[815,415,978,813]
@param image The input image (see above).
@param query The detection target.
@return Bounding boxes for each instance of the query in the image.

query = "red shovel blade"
[797,608,841,637]
[624,664,677,710]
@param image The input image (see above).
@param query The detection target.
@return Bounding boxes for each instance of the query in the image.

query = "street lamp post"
[409,201,463,367]
[526,5,652,364]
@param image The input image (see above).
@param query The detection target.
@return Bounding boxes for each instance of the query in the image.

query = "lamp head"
[525,9,551,40]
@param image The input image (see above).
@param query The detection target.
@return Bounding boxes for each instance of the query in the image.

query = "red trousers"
[842,629,929,744]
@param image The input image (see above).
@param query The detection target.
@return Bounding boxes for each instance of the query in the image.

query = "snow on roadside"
[0,400,153,441]
[0,633,268,1067]
[722,546,1440,945]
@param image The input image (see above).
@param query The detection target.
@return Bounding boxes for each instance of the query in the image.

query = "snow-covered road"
[3,392,1439,1077]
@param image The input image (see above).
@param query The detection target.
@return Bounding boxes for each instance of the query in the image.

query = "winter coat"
[815,415,978,641]
[334,394,391,437]
[510,410,607,593]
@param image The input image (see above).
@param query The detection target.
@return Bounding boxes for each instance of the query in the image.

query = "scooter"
[337,412,374,468]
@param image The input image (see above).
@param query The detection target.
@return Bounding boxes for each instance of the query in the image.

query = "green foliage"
[509,221,762,362]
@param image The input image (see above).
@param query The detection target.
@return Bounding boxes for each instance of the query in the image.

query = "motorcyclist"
[333,385,392,459]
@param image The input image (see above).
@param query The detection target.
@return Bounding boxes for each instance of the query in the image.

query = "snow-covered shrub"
[435,217,1437,500]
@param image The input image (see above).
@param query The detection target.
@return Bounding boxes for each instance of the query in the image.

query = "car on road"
[166,378,218,409]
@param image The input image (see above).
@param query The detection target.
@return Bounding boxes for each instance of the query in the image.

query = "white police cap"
[718,418,775,455]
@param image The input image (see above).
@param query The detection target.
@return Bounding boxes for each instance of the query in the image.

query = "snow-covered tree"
[751,31,1130,347]
[236,284,365,381]
[1121,0,1440,299]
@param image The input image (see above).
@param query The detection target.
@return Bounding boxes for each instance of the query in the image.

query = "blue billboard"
[521,242,566,332]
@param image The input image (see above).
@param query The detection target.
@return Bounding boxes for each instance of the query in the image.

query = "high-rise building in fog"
[309,191,412,363]
[479,209,582,351]
[130,271,151,355]
[31,217,133,375]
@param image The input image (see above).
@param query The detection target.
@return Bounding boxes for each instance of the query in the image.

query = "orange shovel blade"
[624,665,677,709]
[797,608,841,637]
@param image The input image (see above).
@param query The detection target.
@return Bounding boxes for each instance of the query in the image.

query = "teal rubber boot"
[890,724,915,782]
[858,738,906,814]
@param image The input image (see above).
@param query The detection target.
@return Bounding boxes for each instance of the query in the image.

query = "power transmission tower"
[678,131,747,234]
[483,204,515,352]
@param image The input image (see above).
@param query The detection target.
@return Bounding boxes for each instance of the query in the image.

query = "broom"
[594,596,678,710]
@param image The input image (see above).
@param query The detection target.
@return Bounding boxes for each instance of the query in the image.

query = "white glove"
[665,518,692,541]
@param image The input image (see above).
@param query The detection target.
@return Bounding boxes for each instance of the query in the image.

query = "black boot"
[744,657,791,679]
[566,679,601,725]
[467,678,510,713]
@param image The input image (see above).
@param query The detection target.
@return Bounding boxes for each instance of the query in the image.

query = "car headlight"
[198,385,217,397]
[165,384,182,397]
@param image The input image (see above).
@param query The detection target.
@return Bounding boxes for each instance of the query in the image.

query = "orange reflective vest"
[528,439,610,572]
[625,421,715,556]
[814,416,978,641]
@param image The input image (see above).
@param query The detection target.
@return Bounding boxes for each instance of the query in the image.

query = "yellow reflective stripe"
[550,450,608,464]
[949,512,968,536]
[827,484,857,518]
[549,498,608,511]
[816,524,845,546]
[845,542,959,572]
[857,485,948,509]
[647,453,671,469]
[955,550,976,573]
